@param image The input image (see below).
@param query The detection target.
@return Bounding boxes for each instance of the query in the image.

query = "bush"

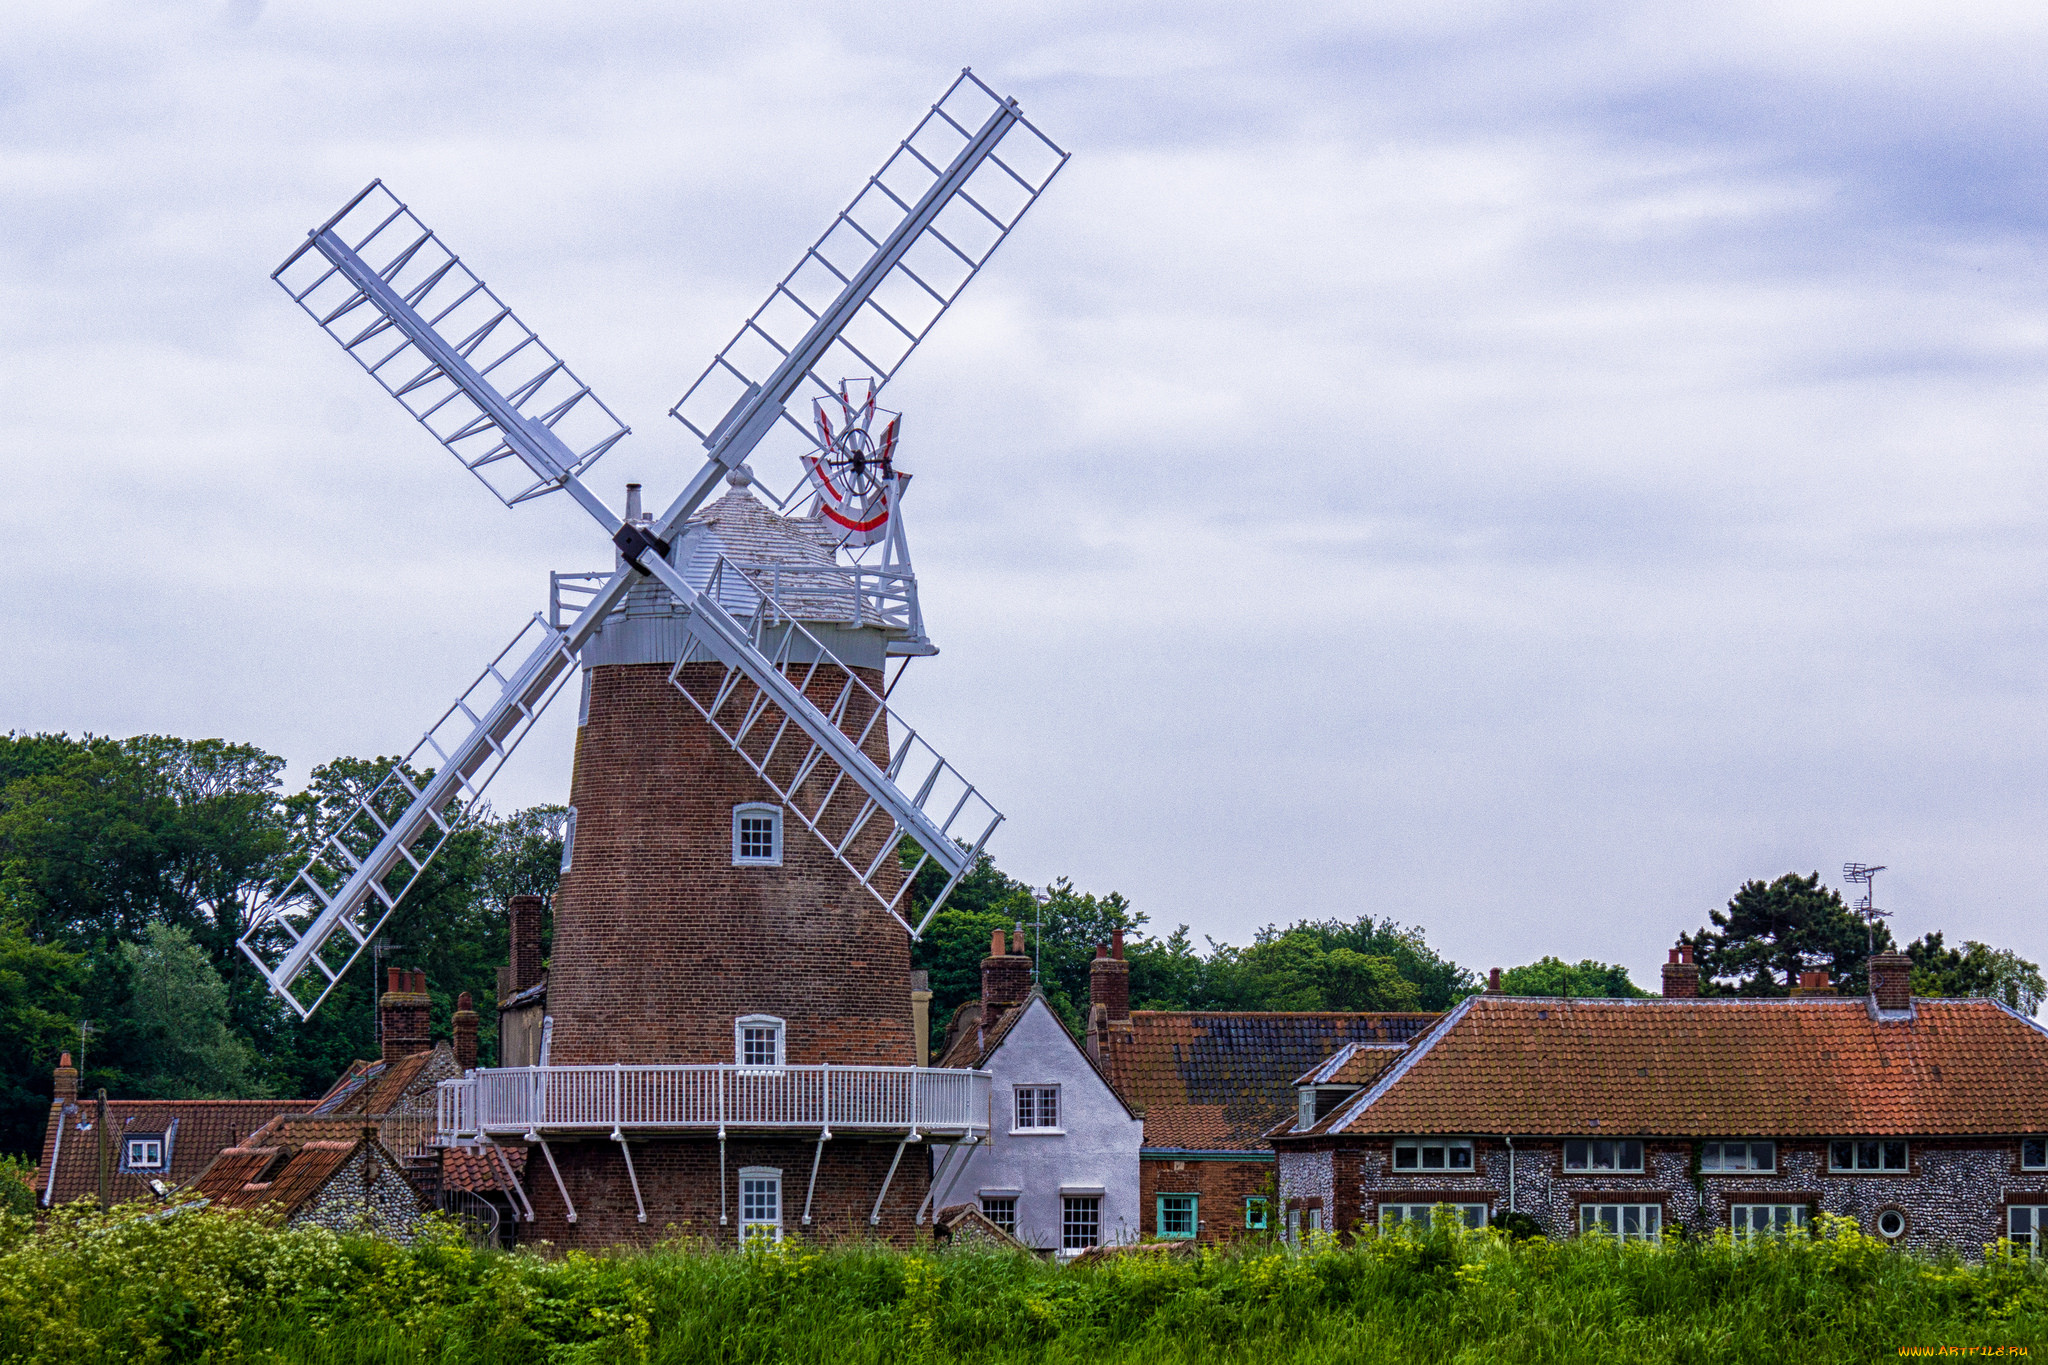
[0,1201,2040,1363]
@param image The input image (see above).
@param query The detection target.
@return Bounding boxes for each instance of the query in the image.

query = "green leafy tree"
[1907,932,2045,1016]
[113,922,267,1100]
[1204,930,1424,1012]
[1495,956,1648,999]
[1685,872,1889,997]
[0,919,84,1154]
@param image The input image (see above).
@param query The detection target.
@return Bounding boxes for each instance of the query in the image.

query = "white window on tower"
[732,803,782,867]
[1014,1085,1061,1132]
[734,1014,786,1069]
[739,1167,782,1243]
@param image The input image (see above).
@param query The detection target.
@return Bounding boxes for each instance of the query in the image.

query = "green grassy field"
[0,1204,2041,1363]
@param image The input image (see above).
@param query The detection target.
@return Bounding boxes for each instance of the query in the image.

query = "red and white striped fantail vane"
[803,379,901,546]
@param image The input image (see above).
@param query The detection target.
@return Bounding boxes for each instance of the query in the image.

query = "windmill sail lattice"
[239,69,1065,1019]
[673,69,1066,508]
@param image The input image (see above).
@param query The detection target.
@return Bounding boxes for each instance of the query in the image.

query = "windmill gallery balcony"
[435,1064,992,1144]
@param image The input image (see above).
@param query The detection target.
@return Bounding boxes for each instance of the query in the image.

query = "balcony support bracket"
[802,1131,829,1226]
[530,1134,576,1224]
[611,1127,646,1224]
[488,1139,534,1223]
[718,1132,729,1227]
[869,1137,909,1227]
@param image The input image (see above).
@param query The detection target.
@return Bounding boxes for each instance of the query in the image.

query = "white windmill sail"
[239,69,1067,1018]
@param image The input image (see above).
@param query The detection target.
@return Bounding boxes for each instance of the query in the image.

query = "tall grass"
[0,1204,2041,1363]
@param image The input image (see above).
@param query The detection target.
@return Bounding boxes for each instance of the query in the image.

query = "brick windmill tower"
[238,73,1067,1247]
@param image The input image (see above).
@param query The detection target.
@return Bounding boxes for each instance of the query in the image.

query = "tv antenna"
[1843,863,1889,956]
[236,71,1067,1020]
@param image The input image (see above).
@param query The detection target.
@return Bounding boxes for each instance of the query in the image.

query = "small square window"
[732,804,782,866]
[1564,1139,1644,1173]
[1244,1196,1269,1230]
[735,1015,785,1069]
[2023,1138,2047,1171]
[1062,1196,1100,1251]
[125,1138,164,1170]
[980,1196,1016,1234]
[1014,1086,1060,1132]
[1158,1194,1197,1239]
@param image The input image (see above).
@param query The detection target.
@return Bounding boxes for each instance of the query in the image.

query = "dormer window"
[735,1015,785,1069]
[1298,1089,1315,1131]
[733,804,782,866]
[124,1138,163,1170]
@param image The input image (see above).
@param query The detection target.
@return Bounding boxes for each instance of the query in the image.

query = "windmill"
[238,70,1067,1023]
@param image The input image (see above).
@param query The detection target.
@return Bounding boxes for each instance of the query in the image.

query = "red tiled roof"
[33,1100,314,1210]
[1313,995,2048,1138]
[1094,1012,1440,1151]
[189,1136,409,1220]
[442,1146,526,1194]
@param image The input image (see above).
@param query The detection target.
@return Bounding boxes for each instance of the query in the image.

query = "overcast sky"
[6,1,2048,989]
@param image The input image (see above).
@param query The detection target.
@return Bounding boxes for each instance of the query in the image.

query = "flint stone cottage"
[1270,949,2048,1254]
[188,1129,432,1243]
[931,930,1144,1255]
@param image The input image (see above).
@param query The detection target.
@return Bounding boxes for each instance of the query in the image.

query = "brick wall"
[547,663,916,1069]
[520,1134,932,1249]
[1139,1156,1277,1244]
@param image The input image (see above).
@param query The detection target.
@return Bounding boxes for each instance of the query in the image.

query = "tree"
[1495,956,1648,999]
[1685,872,1889,997]
[114,921,267,1099]
[1907,932,2045,1016]
[0,918,84,1154]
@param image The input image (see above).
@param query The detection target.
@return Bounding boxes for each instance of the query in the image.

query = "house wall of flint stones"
[287,1149,431,1245]
[1275,1138,2048,1254]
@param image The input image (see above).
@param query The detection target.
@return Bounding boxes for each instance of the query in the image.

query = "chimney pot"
[981,931,1031,1015]
[990,928,1006,958]
[53,1051,78,1103]
[1011,928,1026,956]
[1095,943,1107,960]
[1112,927,1124,960]
[452,991,479,1071]
[1662,943,1701,1000]
[1486,968,1502,994]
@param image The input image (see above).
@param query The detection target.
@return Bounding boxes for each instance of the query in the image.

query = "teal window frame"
[1157,1193,1198,1239]
[1244,1195,1269,1230]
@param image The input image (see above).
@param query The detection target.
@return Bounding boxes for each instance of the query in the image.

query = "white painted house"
[930,934,1143,1255]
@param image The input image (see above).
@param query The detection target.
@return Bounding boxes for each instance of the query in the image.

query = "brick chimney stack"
[1791,969,1835,998]
[1868,951,1912,1012]
[1662,945,1700,999]
[52,1051,78,1103]
[509,895,544,993]
[981,928,1031,1015]
[452,991,479,1070]
[1485,968,1502,995]
[380,968,433,1062]
[1090,930,1131,1021]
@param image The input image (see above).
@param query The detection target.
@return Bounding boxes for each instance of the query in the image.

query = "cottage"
[188,1129,432,1242]
[1269,949,2048,1254]
[1077,933,1438,1244]
[930,930,1143,1255]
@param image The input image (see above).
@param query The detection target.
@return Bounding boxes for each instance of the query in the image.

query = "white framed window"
[1382,1203,1488,1231]
[1579,1203,1662,1242]
[124,1138,164,1170]
[1564,1139,1644,1173]
[1392,1138,1474,1172]
[1298,1088,1315,1131]
[1158,1194,1197,1239]
[1286,1205,1323,1243]
[1701,1141,1776,1174]
[734,1014,786,1069]
[1061,1195,1100,1252]
[559,806,577,873]
[2011,1206,2048,1255]
[732,803,782,867]
[1829,1139,1908,1172]
[1732,1204,1809,1239]
[739,1167,781,1243]
[2022,1137,2046,1171]
[980,1196,1017,1234]
[1014,1085,1061,1132]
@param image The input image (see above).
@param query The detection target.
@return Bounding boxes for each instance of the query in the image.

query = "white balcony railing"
[436,1064,990,1143]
